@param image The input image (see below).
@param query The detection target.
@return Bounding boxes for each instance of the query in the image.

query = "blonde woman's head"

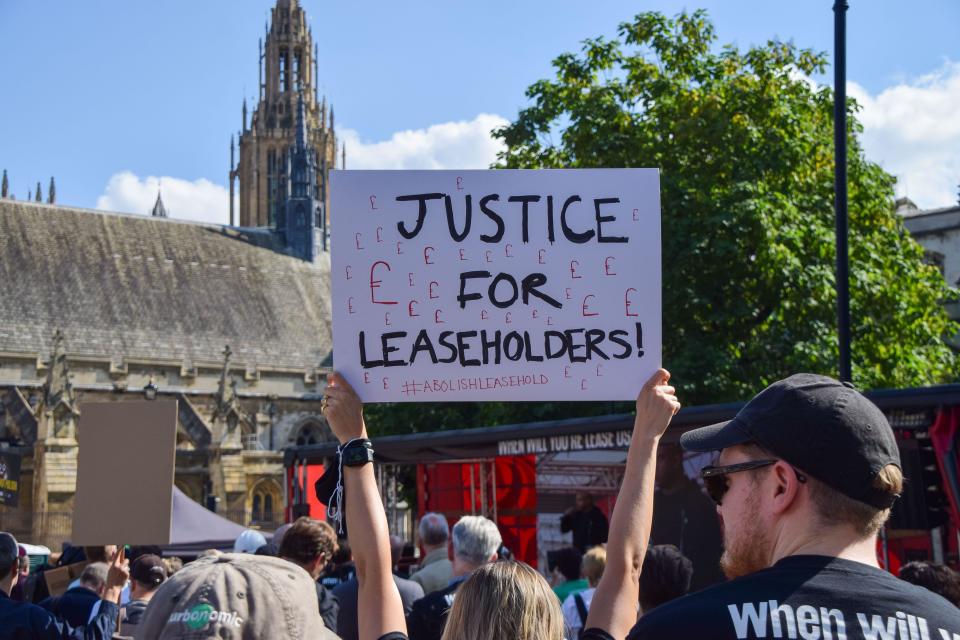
[440,561,565,640]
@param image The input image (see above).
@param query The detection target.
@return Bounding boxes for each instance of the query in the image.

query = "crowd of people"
[3,370,960,638]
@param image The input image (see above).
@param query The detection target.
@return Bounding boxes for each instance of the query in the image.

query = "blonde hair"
[441,561,565,640]
[581,546,607,587]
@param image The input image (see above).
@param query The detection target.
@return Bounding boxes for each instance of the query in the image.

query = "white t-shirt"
[562,587,596,637]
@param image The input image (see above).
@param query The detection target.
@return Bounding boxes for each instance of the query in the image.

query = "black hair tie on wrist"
[314,438,373,537]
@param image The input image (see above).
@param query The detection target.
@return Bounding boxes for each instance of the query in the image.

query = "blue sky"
[1,0,958,222]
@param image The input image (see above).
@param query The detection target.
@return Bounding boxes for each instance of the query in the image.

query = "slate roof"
[0,200,332,371]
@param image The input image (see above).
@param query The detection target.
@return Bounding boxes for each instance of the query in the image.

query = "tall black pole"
[834,1,851,382]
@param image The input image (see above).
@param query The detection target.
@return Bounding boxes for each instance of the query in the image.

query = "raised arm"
[585,369,680,638]
[323,372,406,640]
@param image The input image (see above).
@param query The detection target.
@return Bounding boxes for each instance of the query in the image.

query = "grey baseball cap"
[134,553,338,639]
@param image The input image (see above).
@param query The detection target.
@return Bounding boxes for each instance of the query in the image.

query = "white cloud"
[96,172,229,225]
[339,113,509,170]
[849,61,960,209]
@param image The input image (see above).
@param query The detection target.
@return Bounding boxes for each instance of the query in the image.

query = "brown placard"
[43,561,86,597]
[72,400,177,545]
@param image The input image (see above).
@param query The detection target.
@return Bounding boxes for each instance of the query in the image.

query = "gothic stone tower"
[233,0,337,229]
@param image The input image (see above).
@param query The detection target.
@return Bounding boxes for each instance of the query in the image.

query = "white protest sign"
[331,169,661,402]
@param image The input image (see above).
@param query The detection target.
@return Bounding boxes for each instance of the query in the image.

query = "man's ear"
[770,461,801,515]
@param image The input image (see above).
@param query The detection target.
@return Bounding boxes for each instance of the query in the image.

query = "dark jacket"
[560,506,609,553]
[650,480,724,590]
[316,582,340,633]
[0,588,118,640]
[38,587,100,628]
[333,575,424,640]
[406,575,467,640]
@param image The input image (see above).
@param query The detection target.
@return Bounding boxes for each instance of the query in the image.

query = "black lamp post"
[834,1,852,382]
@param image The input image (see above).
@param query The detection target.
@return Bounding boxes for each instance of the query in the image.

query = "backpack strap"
[573,592,589,626]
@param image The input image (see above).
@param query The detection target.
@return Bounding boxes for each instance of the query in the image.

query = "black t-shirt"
[583,555,960,640]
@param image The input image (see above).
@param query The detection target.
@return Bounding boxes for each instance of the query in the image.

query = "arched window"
[252,494,263,522]
[249,479,281,526]
[295,421,324,446]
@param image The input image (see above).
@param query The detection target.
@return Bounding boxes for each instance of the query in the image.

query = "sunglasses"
[700,459,802,506]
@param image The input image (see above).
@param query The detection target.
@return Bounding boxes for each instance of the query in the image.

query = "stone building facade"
[232,0,340,229]
[0,199,335,548]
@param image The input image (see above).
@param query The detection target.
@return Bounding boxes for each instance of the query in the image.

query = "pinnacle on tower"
[295,91,308,151]
[342,143,346,170]
[1,170,8,198]
[242,96,248,132]
[151,190,168,218]
[48,176,56,204]
[35,182,42,202]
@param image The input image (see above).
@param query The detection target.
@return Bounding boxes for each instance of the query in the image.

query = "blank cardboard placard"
[72,400,177,545]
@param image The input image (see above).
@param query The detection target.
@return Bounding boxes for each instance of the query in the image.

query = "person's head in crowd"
[77,562,108,596]
[272,522,294,549]
[129,554,167,602]
[451,515,502,577]
[681,374,903,580]
[127,545,163,564]
[419,512,450,552]
[17,545,29,578]
[278,516,338,580]
[234,529,267,554]
[441,560,564,640]
[331,538,352,565]
[136,553,339,639]
[574,492,595,512]
[163,556,183,576]
[254,542,279,556]
[548,546,582,586]
[639,544,693,613]
[581,545,606,588]
[900,561,960,607]
[655,443,688,492]
[82,545,117,564]
[1,532,22,594]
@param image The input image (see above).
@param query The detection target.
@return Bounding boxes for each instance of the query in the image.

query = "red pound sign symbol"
[429,282,440,299]
[370,195,378,210]
[625,288,639,317]
[397,242,404,255]
[345,266,353,280]
[364,372,371,384]
[505,244,513,258]
[347,297,356,314]
[632,208,639,221]
[505,312,513,324]
[485,250,492,263]
[369,261,398,305]
[581,379,588,390]
[532,309,539,319]
[355,232,364,250]
[376,226,384,242]
[382,378,389,390]
[434,310,445,324]
[459,248,467,261]
[424,246,435,265]
[481,310,489,320]
[384,312,392,326]
[564,366,571,379]
[456,176,464,191]
[565,288,573,300]
[538,249,546,265]
[596,364,603,377]
[582,295,599,317]
[570,260,581,279]
[547,316,554,326]
[408,300,419,317]
[604,257,616,276]
[408,273,415,287]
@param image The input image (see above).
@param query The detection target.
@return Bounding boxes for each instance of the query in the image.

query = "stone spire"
[43,329,77,418]
[242,96,248,132]
[151,190,168,218]
[35,182,42,202]
[1,170,7,198]
[342,143,346,170]
[47,177,56,204]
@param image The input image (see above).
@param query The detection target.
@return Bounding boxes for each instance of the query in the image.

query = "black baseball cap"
[130,553,167,586]
[680,373,901,509]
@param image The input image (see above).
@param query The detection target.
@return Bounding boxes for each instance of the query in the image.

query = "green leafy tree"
[494,9,958,405]
[365,9,958,436]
